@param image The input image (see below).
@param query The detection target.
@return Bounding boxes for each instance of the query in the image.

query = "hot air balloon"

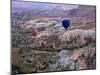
[32,28,38,37]
[62,19,70,29]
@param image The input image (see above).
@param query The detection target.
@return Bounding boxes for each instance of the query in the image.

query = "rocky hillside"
[12,24,96,73]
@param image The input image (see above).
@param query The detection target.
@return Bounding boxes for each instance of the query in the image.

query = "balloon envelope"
[62,19,70,29]
[32,29,38,36]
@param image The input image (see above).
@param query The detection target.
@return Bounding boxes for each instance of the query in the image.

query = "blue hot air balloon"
[62,19,70,29]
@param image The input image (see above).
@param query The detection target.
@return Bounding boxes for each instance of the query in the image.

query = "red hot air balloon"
[32,28,38,37]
